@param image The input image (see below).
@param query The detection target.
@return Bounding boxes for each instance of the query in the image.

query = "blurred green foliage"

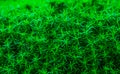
[0,0,120,74]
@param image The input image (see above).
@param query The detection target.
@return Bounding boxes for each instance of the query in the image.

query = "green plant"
[0,0,120,74]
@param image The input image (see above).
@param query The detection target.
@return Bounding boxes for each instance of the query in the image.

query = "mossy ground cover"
[0,0,120,74]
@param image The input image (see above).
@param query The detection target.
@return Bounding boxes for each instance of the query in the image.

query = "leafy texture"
[0,0,120,74]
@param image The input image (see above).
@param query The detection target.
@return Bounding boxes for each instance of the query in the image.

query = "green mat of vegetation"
[0,0,120,74]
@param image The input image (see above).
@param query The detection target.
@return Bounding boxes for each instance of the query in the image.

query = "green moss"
[0,0,120,74]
